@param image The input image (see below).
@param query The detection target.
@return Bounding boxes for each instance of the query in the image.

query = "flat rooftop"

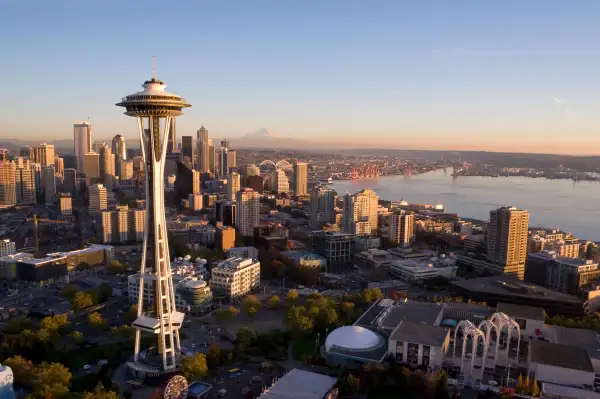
[390,321,449,346]
[213,257,258,271]
[355,300,442,330]
[451,275,581,303]
[258,369,337,399]
[529,340,593,372]
[497,303,545,321]
[549,325,600,362]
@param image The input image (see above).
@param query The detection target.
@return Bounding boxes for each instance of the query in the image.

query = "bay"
[329,169,600,241]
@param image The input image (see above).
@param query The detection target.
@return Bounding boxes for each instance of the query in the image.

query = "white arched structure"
[478,319,498,368]
[452,321,486,381]
[259,159,293,171]
[490,312,521,366]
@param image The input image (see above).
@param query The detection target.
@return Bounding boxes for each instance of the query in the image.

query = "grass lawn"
[292,334,319,360]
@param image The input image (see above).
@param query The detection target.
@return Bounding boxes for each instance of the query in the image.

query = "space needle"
[116,70,190,375]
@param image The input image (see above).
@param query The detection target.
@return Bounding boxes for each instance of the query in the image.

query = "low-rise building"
[226,246,259,260]
[0,239,16,257]
[258,369,337,399]
[312,231,356,272]
[354,235,381,252]
[281,251,327,269]
[210,257,260,300]
[389,256,458,282]
[526,250,600,293]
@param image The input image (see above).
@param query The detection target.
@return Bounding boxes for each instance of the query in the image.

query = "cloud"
[552,95,574,122]
[552,96,564,104]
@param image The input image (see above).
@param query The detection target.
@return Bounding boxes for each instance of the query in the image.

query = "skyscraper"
[59,193,72,216]
[167,119,176,153]
[99,144,115,189]
[54,156,64,177]
[208,139,216,173]
[116,73,190,372]
[181,135,193,162]
[218,139,229,177]
[74,122,92,172]
[273,169,289,193]
[84,152,100,185]
[227,172,241,201]
[228,149,237,171]
[192,169,201,194]
[63,168,77,197]
[309,186,336,229]
[43,166,56,205]
[293,161,308,197]
[88,183,107,216]
[196,126,209,173]
[0,161,17,206]
[236,188,260,237]
[119,160,134,182]
[342,189,379,235]
[112,134,126,177]
[16,159,36,205]
[388,210,414,247]
[487,206,530,280]
[34,143,55,167]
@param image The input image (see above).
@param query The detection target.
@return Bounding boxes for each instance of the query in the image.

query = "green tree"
[73,291,94,310]
[3,317,35,334]
[227,306,240,317]
[516,374,524,393]
[206,344,221,369]
[62,284,79,301]
[97,282,113,302]
[4,356,34,385]
[107,260,125,275]
[40,313,70,333]
[124,304,138,323]
[361,288,383,303]
[181,353,208,380]
[88,312,106,329]
[286,289,299,306]
[83,383,119,399]
[268,295,281,309]
[346,374,360,394]
[236,327,256,353]
[242,295,261,315]
[341,302,355,320]
[34,362,72,398]
[531,380,540,397]
[72,330,84,345]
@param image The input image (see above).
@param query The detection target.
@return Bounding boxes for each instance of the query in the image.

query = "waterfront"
[329,169,600,241]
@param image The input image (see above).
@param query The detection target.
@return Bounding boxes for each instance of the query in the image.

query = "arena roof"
[258,369,337,399]
[325,326,384,352]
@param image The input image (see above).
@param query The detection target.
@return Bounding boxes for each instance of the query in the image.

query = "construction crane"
[26,215,68,256]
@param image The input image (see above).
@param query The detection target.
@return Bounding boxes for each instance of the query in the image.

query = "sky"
[1,0,600,154]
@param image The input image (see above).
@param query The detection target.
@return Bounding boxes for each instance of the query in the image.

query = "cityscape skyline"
[2,1,600,155]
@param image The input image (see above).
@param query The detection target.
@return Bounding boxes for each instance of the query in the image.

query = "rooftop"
[213,257,258,271]
[497,303,545,321]
[529,340,593,372]
[549,325,600,362]
[258,369,337,399]
[355,300,442,330]
[390,321,449,346]
[451,275,581,303]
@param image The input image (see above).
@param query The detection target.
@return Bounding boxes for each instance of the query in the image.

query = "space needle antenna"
[152,56,156,79]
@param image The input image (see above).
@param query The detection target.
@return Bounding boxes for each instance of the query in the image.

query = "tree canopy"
[181,353,208,381]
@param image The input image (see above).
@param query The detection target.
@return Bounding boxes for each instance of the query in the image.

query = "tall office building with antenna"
[116,66,191,373]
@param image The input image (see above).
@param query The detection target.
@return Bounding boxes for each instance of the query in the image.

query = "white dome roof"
[325,326,384,352]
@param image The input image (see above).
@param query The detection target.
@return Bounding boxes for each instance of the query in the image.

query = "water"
[329,169,600,240]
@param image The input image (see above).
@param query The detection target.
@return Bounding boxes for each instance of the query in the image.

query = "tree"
[124,304,138,323]
[243,295,261,315]
[524,375,530,393]
[269,260,285,279]
[181,353,208,380]
[531,380,540,397]
[88,312,106,329]
[97,282,113,302]
[236,327,256,353]
[206,344,221,369]
[268,295,281,309]
[286,289,299,306]
[72,330,84,345]
[3,317,35,334]
[227,306,240,317]
[107,260,125,275]
[515,374,524,393]
[346,374,360,394]
[341,302,355,320]
[4,356,34,385]
[73,291,94,310]
[62,284,79,301]
[361,288,383,303]
[83,383,119,399]
[40,313,70,333]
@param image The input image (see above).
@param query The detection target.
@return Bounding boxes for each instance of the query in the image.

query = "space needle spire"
[116,70,191,373]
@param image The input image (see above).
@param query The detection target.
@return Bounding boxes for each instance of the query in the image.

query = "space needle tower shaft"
[116,72,191,372]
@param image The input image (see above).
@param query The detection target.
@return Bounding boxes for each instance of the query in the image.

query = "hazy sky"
[1,0,600,154]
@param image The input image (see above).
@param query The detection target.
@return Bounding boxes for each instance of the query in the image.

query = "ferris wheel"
[164,375,189,399]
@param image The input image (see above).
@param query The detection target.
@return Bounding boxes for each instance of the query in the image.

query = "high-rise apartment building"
[342,189,379,235]
[59,193,73,216]
[0,239,16,257]
[214,200,236,227]
[16,159,36,205]
[63,168,77,197]
[215,225,236,252]
[228,149,237,171]
[30,163,42,194]
[309,186,336,229]
[387,210,415,247]
[208,139,216,173]
[236,188,260,237]
[119,160,134,182]
[74,122,92,172]
[181,135,194,162]
[293,162,308,197]
[54,156,64,177]
[196,126,210,173]
[84,152,100,185]
[42,166,56,205]
[112,135,126,177]
[99,144,115,189]
[273,169,289,194]
[0,161,17,206]
[192,169,201,194]
[487,206,530,280]
[34,143,55,167]
[227,172,241,201]
[88,183,108,216]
